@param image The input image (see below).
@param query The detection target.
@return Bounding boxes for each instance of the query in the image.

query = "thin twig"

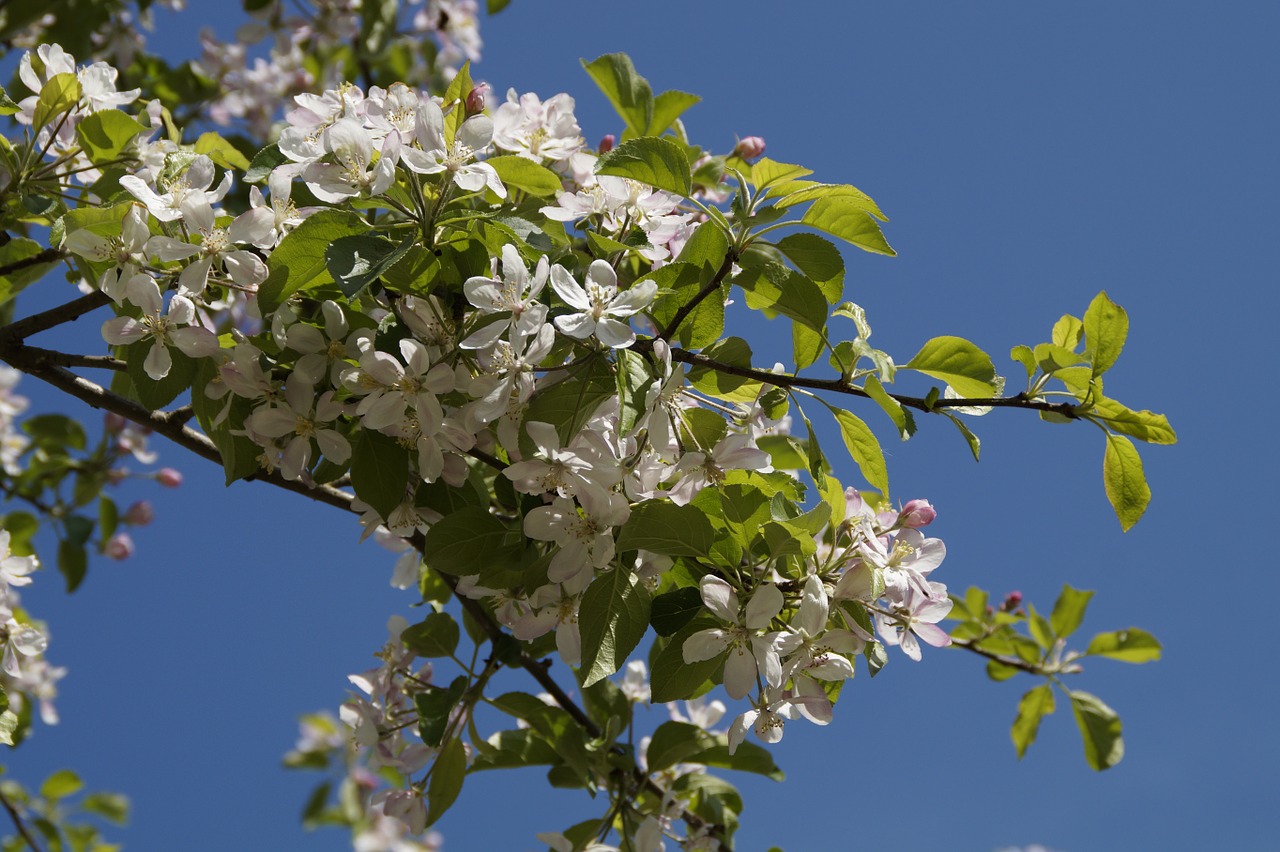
[655,250,738,343]
[949,636,1047,675]
[642,342,1081,419]
[0,247,66,281]
[0,787,42,852]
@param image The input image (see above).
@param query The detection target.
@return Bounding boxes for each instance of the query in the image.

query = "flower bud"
[156,468,183,488]
[104,412,126,434]
[106,467,129,485]
[122,500,154,526]
[898,499,936,528]
[1000,590,1023,612]
[465,83,490,116]
[104,532,134,561]
[598,134,616,154]
[733,136,766,160]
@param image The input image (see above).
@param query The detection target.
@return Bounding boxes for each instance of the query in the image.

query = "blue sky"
[8,1,1278,850]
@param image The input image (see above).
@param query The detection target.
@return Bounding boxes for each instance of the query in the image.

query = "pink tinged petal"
[460,320,507,350]
[682,628,730,664]
[316,430,350,464]
[370,152,397,196]
[550,265,591,310]
[167,294,197,325]
[415,101,446,152]
[482,164,507,199]
[525,421,562,456]
[913,596,954,623]
[124,274,163,314]
[727,710,758,755]
[463,278,505,311]
[171,327,220,360]
[102,316,147,346]
[899,630,922,661]
[586,259,617,293]
[120,176,180,221]
[179,196,215,234]
[360,393,406,431]
[144,342,173,380]
[723,645,757,700]
[523,506,562,542]
[228,206,276,247]
[751,635,783,688]
[64,229,110,260]
[593,318,635,349]
[912,622,952,649]
[281,435,311,480]
[286,323,326,354]
[793,678,834,725]
[744,584,783,629]
[808,654,856,680]
[699,575,740,622]
[249,407,299,438]
[177,256,213,297]
[146,235,201,262]
[12,626,46,656]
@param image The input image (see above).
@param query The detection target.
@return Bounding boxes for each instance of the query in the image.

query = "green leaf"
[773,181,887,221]
[521,359,617,450]
[581,53,653,135]
[325,234,413,299]
[863,374,913,440]
[774,233,845,302]
[485,155,564,197]
[349,429,409,519]
[1103,433,1150,531]
[737,262,828,332]
[23,414,87,450]
[1010,344,1037,378]
[244,144,288,183]
[124,341,195,410]
[193,131,251,170]
[74,111,146,163]
[749,158,813,189]
[33,72,80,130]
[401,613,460,659]
[441,62,474,144]
[1052,314,1084,350]
[688,337,761,402]
[1089,397,1177,445]
[40,770,83,800]
[801,194,895,256]
[650,618,721,703]
[615,500,714,558]
[646,720,717,773]
[0,709,16,745]
[421,507,524,580]
[259,209,370,313]
[426,737,466,826]
[1069,690,1124,770]
[0,238,58,305]
[1085,628,1162,663]
[1011,684,1055,759]
[906,336,999,398]
[650,587,704,637]
[1050,585,1094,639]
[470,728,558,771]
[579,569,653,687]
[595,136,691,198]
[1083,291,1128,376]
[0,87,20,116]
[644,261,724,348]
[359,0,398,56]
[649,90,700,135]
[487,0,513,12]
[81,792,129,825]
[830,408,889,495]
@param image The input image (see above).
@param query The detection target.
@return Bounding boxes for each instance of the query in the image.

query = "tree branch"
[949,636,1048,675]
[644,343,1081,419]
[0,247,66,281]
[655,249,738,343]
[0,787,41,852]
[0,291,110,344]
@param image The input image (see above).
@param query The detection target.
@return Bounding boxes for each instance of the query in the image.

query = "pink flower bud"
[156,468,183,488]
[122,500,154,526]
[104,412,126,434]
[898,499,936,528]
[598,134,616,154]
[733,136,766,160]
[1001,590,1023,612]
[106,467,129,485]
[465,83,489,115]
[104,532,134,561]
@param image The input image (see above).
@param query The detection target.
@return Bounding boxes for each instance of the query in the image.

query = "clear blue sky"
[9,2,1278,850]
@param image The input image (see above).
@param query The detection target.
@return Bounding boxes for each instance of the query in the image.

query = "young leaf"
[349,430,410,519]
[1089,397,1177,445]
[773,233,845,302]
[1049,585,1094,639]
[33,72,80,130]
[1083,291,1128,376]
[258,210,370,313]
[863,374,913,440]
[1103,433,1150,531]
[579,569,653,687]
[1085,628,1162,663]
[650,90,700,136]
[325,234,414,298]
[905,336,999,398]
[1011,683,1055,759]
[485,155,564,197]
[581,53,653,135]
[801,195,895,256]
[595,136,692,198]
[650,618,721,703]
[401,612,461,659]
[426,737,467,825]
[830,408,889,495]
[74,111,146,163]
[421,507,523,580]
[1069,690,1125,770]
[616,500,714,558]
